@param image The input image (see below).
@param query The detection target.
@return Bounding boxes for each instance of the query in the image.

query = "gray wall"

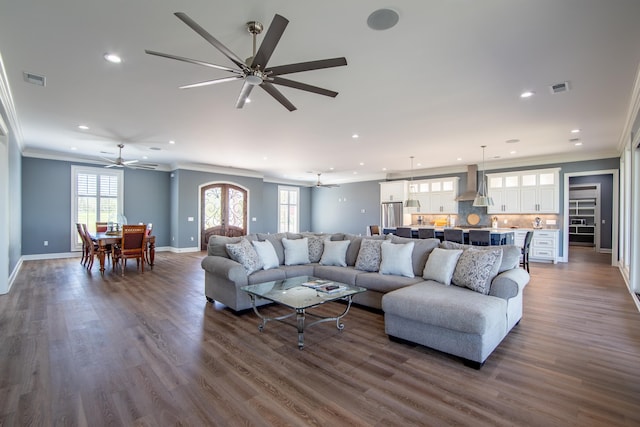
[570,174,614,249]
[261,182,312,233]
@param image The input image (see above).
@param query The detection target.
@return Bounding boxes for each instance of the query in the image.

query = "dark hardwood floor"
[1,247,639,426]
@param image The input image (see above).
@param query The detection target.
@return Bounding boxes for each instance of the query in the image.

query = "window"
[278,186,299,233]
[71,166,123,250]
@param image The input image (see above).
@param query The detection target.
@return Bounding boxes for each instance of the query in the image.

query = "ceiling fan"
[145,12,347,111]
[101,144,158,170]
[314,173,339,188]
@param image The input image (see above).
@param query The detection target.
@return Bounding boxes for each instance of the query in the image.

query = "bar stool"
[418,228,436,239]
[443,228,464,244]
[395,227,413,238]
[469,229,491,246]
[521,231,533,273]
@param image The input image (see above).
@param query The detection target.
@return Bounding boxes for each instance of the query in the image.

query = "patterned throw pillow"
[451,247,503,294]
[355,239,384,272]
[225,238,264,274]
[307,237,324,263]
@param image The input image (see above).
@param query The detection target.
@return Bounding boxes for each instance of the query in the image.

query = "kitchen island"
[383,227,515,246]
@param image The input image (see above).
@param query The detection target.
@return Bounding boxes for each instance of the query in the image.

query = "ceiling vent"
[549,81,570,94]
[23,71,46,87]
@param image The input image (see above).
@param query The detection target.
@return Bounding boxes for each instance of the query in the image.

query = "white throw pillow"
[379,241,415,278]
[422,248,463,285]
[252,240,279,270]
[320,240,350,267]
[281,237,310,265]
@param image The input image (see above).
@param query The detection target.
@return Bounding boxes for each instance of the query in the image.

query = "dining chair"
[80,224,99,270]
[469,229,491,246]
[76,223,87,265]
[144,223,153,265]
[395,227,413,238]
[417,228,436,239]
[96,222,108,232]
[521,231,534,273]
[113,224,147,276]
[443,228,464,244]
[369,225,380,236]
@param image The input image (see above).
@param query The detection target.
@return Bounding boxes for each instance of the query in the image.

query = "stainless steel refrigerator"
[381,202,403,229]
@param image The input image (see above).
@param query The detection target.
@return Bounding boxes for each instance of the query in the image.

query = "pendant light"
[404,156,421,208]
[473,145,494,207]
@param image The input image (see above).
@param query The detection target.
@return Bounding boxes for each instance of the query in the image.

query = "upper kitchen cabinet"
[380,180,408,202]
[487,168,560,214]
[412,177,459,214]
[520,169,560,213]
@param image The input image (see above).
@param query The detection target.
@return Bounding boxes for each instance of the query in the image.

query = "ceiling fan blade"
[180,76,243,89]
[271,77,338,98]
[235,81,255,109]
[251,14,289,70]
[174,12,248,71]
[105,164,122,168]
[260,82,296,111]
[144,50,243,74]
[123,159,138,165]
[266,57,347,76]
[100,156,116,164]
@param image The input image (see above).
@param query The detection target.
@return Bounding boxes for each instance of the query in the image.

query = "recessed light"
[505,139,520,144]
[353,171,358,175]
[571,129,581,133]
[520,91,535,98]
[575,142,583,146]
[71,147,77,150]
[456,157,462,161]
[329,167,335,170]
[510,150,517,155]
[417,163,422,167]
[352,134,359,139]
[78,125,89,130]
[263,156,268,160]
[382,167,387,171]
[359,162,365,166]
[246,98,251,103]
[367,8,399,31]
[142,156,148,160]
[169,140,175,144]
[104,53,122,64]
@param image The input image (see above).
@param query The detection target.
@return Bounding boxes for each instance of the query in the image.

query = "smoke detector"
[549,81,570,94]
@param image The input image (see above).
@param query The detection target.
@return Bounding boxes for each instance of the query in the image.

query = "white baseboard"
[166,246,202,253]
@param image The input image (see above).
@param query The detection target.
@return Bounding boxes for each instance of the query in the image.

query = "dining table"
[92,231,156,275]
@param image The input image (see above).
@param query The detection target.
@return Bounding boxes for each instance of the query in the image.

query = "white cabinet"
[530,229,559,264]
[380,181,408,202]
[487,168,559,214]
[413,177,459,214]
[487,174,520,213]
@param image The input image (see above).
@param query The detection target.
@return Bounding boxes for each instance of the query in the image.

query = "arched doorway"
[201,183,247,249]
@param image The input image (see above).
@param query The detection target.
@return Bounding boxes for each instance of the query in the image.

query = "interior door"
[201,183,247,249]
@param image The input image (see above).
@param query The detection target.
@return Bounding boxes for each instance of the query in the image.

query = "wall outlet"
[546,219,556,225]
[43,240,48,246]
[187,216,194,222]
[190,236,194,241]
[252,217,257,222]
[361,209,366,213]
[503,219,508,224]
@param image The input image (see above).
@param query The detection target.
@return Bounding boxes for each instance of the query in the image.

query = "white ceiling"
[1,0,640,185]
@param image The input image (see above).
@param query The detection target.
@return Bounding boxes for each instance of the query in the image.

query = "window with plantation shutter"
[71,166,123,251]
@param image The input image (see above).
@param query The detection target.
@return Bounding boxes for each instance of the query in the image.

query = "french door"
[201,183,247,249]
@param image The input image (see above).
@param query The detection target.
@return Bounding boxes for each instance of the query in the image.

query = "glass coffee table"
[241,276,366,349]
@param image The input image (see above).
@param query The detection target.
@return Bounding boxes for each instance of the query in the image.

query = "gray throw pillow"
[320,240,350,267]
[379,241,415,278]
[355,239,384,272]
[225,238,264,274]
[452,247,503,294]
[282,237,310,265]
[422,248,463,285]
[307,236,324,263]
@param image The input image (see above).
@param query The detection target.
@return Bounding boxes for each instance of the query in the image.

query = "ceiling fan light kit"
[146,12,347,111]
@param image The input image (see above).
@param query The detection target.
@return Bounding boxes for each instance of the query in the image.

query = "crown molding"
[617,62,640,152]
[0,52,22,146]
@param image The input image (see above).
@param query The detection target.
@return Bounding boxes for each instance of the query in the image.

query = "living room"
[2,1,640,424]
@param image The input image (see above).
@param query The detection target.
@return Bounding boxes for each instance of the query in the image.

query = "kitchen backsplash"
[410,201,560,228]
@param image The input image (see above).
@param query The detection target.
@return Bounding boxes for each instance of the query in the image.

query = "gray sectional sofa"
[201,232,530,367]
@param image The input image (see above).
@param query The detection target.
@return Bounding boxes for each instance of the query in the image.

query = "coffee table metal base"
[247,295,354,349]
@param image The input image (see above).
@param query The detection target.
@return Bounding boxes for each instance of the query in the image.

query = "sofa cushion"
[382,281,507,335]
[257,233,288,265]
[282,264,316,278]
[356,272,423,293]
[307,236,324,263]
[439,241,520,273]
[390,236,440,276]
[248,268,287,284]
[380,241,415,278]
[252,240,279,270]
[282,237,310,265]
[452,247,503,294]
[208,235,243,258]
[320,240,350,267]
[422,248,463,285]
[355,239,384,272]
[313,265,362,286]
[225,238,263,274]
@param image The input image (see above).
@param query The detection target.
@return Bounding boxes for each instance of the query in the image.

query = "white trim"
[562,169,619,266]
[278,185,300,233]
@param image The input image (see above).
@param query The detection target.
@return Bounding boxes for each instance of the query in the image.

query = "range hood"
[456,164,478,201]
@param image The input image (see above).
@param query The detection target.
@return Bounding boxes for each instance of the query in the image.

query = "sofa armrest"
[201,256,248,287]
[489,268,530,300]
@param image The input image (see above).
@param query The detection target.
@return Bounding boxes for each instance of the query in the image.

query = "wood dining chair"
[369,225,380,236]
[469,229,491,246]
[80,223,99,270]
[76,223,87,265]
[443,228,464,244]
[144,223,153,265]
[113,224,147,276]
[96,222,108,232]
